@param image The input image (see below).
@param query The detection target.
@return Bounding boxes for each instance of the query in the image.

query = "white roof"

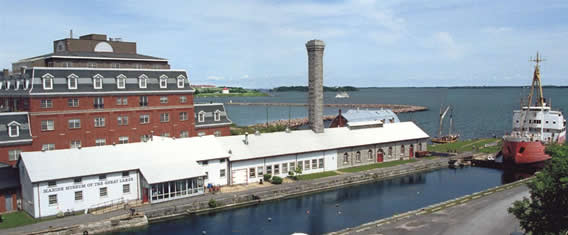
[219,121,429,161]
[20,135,228,184]
[347,120,383,127]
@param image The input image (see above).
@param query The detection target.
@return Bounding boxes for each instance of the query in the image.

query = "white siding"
[36,170,139,218]
[19,162,38,218]
[231,158,264,184]
[201,159,228,186]
[324,150,337,171]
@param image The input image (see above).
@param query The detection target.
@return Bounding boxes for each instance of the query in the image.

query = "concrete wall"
[337,139,428,169]
[33,170,139,218]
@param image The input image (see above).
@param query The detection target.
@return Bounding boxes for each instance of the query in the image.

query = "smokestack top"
[306,39,325,49]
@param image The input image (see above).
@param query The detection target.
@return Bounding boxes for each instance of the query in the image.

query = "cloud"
[241,74,249,79]
[207,76,225,81]
[482,26,513,34]
[433,31,464,60]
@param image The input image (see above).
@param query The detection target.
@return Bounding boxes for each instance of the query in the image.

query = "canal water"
[115,166,518,235]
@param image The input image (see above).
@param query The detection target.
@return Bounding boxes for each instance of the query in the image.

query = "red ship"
[502,53,566,165]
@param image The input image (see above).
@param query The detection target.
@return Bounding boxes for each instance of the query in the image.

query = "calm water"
[116,167,518,235]
[197,87,568,139]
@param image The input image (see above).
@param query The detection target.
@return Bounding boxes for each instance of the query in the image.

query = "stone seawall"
[144,159,448,222]
[27,214,148,235]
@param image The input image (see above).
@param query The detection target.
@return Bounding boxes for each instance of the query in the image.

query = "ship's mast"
[438,105,450,137]
[526,52,545,108]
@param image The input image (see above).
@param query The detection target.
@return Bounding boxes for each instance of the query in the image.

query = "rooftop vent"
[243,132,249,145]
[285,127,291,133]
[255,130,261,136]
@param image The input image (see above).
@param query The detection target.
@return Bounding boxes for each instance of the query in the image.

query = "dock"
[226,102,428,113]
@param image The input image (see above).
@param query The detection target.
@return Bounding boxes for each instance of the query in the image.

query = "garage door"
[231,169,247,185]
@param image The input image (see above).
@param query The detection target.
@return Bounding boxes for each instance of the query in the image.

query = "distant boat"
[431,105,459,144]
[335,91,350,99]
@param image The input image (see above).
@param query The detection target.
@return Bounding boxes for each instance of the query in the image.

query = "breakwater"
[227,102,427,113]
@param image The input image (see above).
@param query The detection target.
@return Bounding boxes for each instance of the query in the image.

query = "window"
[8,124,19,137]
[214,130,221,137]
[41,120,54,131]
[214,110,221,121]
[312,159,317,169]
[94,117,106,127]
[220,169,226,177]
[282,163,288,174]
[42,144,55,151]
[356,151,361,162]
[162,133,170,137]
[43,75,53,90]
[138,75,148,88]
[118,136,129,144]
[111,63,119,68]
[88,62,97,68]
[63,62,72,67]
[68,98,79,107]
[388,146,393,156]
[180,96,187,103]
[40,99,53,108]
[68,119,81,129]
[159,75,168,88]
[99,175,106,180]
[70,140,81,148]
[116,75,126,89]
[139,96,148,106]
[298,161,303,170]
[249,168,256,178]
[160,96,168,104]
[93,74,103,89]
[180,130,189,138]
[198,132,206,136]
[304,160,310,170]
[8,150,21,161]
[135,64,142,69]
[75,191,83,201]
[49,195,57,205]
[266,165,272,175]
[177,76,185,88]
[290,162,295,172]
[117,116,129,126]
[401,145,405,154]
[343,153,349,164]
[100,187,108,197]
[95,138,106,146]
[368,150,373,160]
[123,184,130,194]
[274,164,280,175]
[48,181,57,187]
[116,97,128,105]
[94,97,104,109]
[122,171,129,177]
[74,178,82,184]
[179,112,188,121]
[68,74,78,89]
[204,172,208,180]
[198,111,205,122]
[257,166,264,176]
[139,114,150,124]
[319,158,324,169]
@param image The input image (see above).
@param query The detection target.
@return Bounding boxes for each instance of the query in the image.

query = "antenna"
[70,29,73,39]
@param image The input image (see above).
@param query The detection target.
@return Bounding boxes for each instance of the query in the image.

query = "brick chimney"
[306,40,325,133]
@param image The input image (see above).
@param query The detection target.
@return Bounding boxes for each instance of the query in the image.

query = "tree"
[508,144,568,234]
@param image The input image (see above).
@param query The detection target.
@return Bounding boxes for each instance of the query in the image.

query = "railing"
[88,198,126,215]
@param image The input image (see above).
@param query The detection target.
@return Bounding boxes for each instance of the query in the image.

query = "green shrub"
[208,198,217,208]
[263,174,272,181]
[271,176,283,184]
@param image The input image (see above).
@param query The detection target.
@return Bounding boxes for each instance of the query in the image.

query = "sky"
[1,0,567,88]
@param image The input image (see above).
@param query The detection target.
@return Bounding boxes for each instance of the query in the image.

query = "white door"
[231,169,247,185]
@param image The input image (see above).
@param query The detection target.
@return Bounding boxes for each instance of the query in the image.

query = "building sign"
[43,177,134,193]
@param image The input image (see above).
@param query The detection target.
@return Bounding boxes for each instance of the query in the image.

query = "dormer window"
[116,74,126,89]
[214,110,221,121]
[138,74,148,88]
[24,80,29,90]
[198,111,205,123]
[68,74,78,90]
[8,122,20,137]
[159,75,168,88]
[42,74,54,90]
[15,81,20,91]
[0,81,3,89]
[93,74,103,89]
[177,75,185,88]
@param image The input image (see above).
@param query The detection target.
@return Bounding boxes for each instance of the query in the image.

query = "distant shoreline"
[247,85,568,90]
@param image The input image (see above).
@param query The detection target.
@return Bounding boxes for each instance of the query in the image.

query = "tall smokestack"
[306,39,325,133]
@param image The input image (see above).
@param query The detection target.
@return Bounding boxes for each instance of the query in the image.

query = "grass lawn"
[0,211,36,229]
[296,171,339,180]
[429,138,501,153]
[339,159,417,173]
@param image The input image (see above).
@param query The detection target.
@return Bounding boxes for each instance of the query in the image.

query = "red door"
[377,152,384,162]
[409,145,414,158]
[143,188,149,203]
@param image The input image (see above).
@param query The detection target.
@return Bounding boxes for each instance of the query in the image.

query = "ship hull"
[501,140,551,165]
